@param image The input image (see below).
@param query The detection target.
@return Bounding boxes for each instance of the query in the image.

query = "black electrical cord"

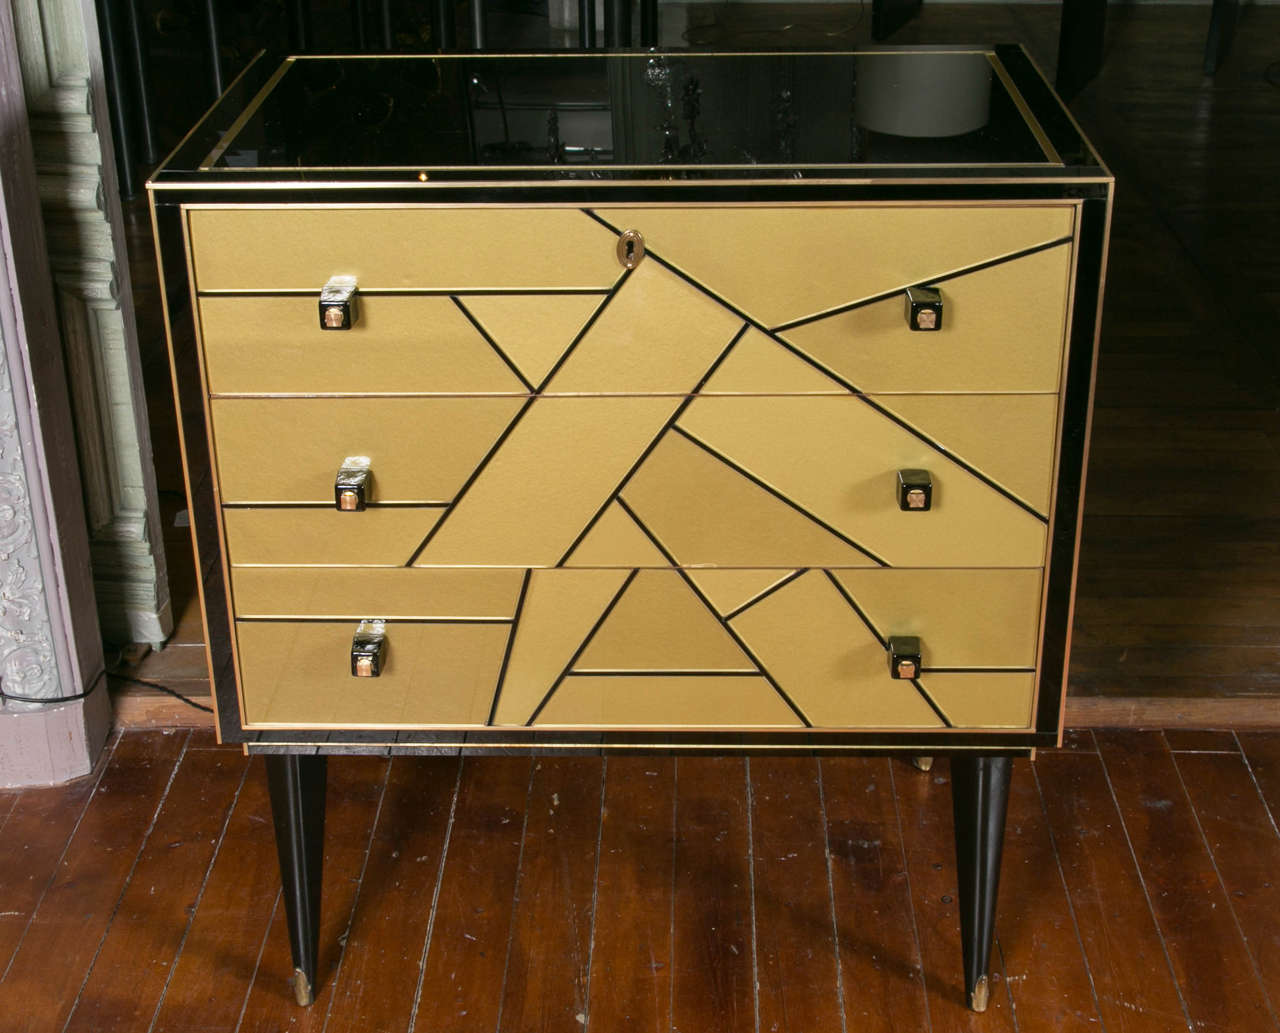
[0,669,106,705]
[107,672,215,713]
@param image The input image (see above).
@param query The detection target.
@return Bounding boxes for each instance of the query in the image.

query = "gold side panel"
[491,569,631,725]
[918,673,1035,728]
[224,507,440,566]
[460,293,607,387]
[677,396,1046,567]
[575,570,755,672]
[622,432,878,568]
[830,569,1043,668]
[198,296,526,395]
[237,621,510,726]
[699,327,846,394]
[562,502,669,568]
[543,260,745,393]
[781,244,1072,393]
[594,205,1074,328]
[730,571,945,728]
[230,567,526,619]
[210,397,525,504]
[872,394,1060,512]
[685,569,802,617]
[188,207,619,290]
[534,676,803,728]
[414,397,677,567]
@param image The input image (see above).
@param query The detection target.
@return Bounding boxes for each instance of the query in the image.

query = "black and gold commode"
[149,46,1111,1013]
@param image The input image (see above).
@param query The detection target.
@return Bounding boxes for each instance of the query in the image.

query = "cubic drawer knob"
[897,469,932,511]
[319,275,359,330]
[905,285,943,331]
[351,620,387,678]
[888,636,922,680]
[334,456,371,511]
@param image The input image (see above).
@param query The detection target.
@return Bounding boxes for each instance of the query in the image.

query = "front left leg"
[266,755,328,1006]
[950,755,1012,1013]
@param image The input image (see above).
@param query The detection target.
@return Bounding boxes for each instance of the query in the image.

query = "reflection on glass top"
[205,50,1059,172]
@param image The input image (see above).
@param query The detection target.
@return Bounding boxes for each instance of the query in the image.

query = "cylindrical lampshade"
[854,52,993,138]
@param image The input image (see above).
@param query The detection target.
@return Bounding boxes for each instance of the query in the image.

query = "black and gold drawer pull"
[897,468,933,511]
[334,456,371,511]
[350,620,387,677]
[905,285,943,331]
[319,275,359,330]
[888,635,922,680]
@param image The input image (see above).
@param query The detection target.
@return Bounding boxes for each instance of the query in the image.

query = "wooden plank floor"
[5,730,1280,1032]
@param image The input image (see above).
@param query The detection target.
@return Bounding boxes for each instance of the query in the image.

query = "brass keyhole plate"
[617,229,645,269]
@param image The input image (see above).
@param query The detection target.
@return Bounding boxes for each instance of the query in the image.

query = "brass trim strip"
[987,53,1063,167]
[199,57,296,171]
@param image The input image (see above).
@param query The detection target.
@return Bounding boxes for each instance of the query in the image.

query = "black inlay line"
[669,425,890,568]
[564,670,761,677]
[534,267,633,393]
[525,569,640,726]
[613,496,813,729]
[769,236,1075,332]
[401,395,535,566]
[910,679,954,728]
[235,616,513,625]
[223,501,451,510]
[488,569,532,726]
[856,395,1050,522]
[451,296,536,393]
[722,568,809,622]
[585,209,1051,524]
[553,322,752,568]
[822,570,888,649]
[197,288,614,299]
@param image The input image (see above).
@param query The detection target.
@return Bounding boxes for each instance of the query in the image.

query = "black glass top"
[154,47,1105,185]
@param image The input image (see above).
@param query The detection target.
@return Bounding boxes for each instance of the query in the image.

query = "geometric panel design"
[830,569,1043,669]
[685,569,804,618]
[490,569,632,726]
[189,206,622,290]
[541,260,746,394]
[460,293,606,387]
[729,570,947,728]
[198,295,530,395]
[562,501,670,568]
[697,326,846,395]
[534,675,803,728]
[869,394,1060,512]
[224,507,441,567]
[676,396,1048,567]
[778,243,1073,393]
[413,396,680,567]
[210,396,525,503]
[237,621,512,726]
[576,570,756,672]
[622,432,879,568]
[593,205,1074,328]
[917,673,1036,728]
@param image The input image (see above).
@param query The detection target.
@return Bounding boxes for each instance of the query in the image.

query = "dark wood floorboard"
[5,731,1280,1030]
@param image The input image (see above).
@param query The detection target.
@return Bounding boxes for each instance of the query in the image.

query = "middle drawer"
[216,393,1059,569]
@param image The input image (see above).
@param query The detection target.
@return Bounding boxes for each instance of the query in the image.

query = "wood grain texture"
[0,731,187,1033]
[1095,730,1277,1032]
[584,757,676,1032]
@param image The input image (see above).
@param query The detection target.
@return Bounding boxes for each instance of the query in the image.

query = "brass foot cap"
[293,969,314,1007]
[912,756,934,773]
[969,975,990,1013]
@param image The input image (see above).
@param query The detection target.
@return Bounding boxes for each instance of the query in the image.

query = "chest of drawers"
[149,46,1111,1013]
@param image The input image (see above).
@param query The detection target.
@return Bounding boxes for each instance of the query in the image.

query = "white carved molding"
[9,0,172,646]
[1,0,111,784]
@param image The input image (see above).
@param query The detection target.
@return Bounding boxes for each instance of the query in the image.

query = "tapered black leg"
[266,755,327,1006]
[950,755,1012,1013]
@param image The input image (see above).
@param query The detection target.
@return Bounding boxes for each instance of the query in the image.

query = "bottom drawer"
[233,567,1041,731]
